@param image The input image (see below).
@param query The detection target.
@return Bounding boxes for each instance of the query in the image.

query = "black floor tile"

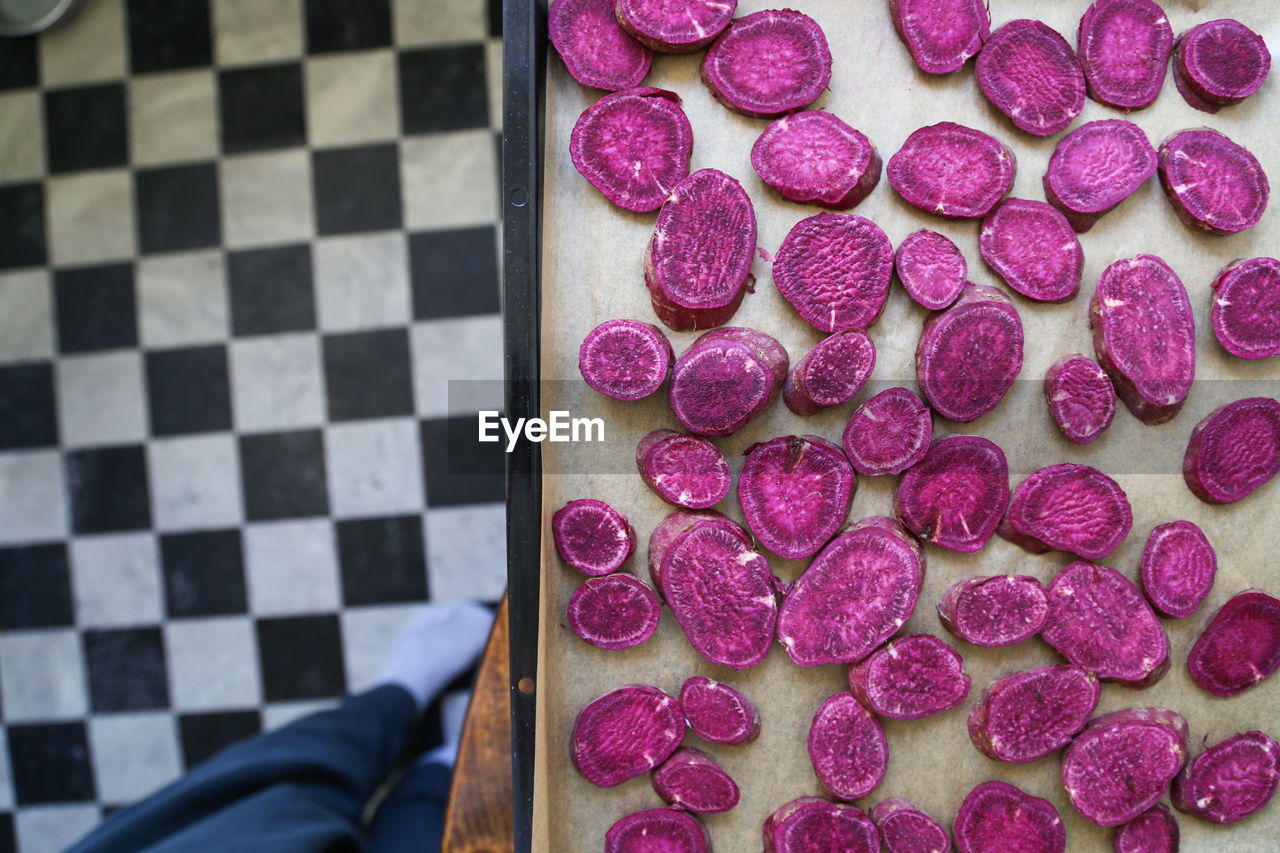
[488,0,502,36]
[0,182,46,270]
[135,163,222,254]
[421,416,503,507]
[0,544,74,630]
[0,35,38,90]
[44,83,128,173]
[160,529,248,618]
[322,329,413,421]
[399,45,489,134]
[256,614,346,702]
[0,362,58,450]
[126,0,213,73]
[227,244,316,337]
[304,0,392,54]
[336,515,428,606]
[219,63,306,154]
[0,811,13,853]
[312,143,401,235]
[145,345,232,436]
[409,226,499,320]
[84,627,169,713]
[178,710,262,769]
[239,429,329,520]
[66,445,152,534]
[7,722,95,805]
[54,264,138,354]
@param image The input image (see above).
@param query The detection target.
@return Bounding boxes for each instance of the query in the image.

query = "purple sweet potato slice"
[808,691,888,801]
[872,798,952,853]
[1090,254,1195,425]
[549,0,652,91]
[1044,354,1117,445]
[1187,590,1280,697]
[937,574,1049,648]
[1139,520,1217,619]
[570,87,692,213]
[605,808,710,853]
[647,509,748,595]
[567,573,660,650]
[847,633,970,721]
[894,435,1010,553]
[1158,128,1269,235]
[1171,730,1280,824]
[572,684,684,786]
[738,435,855,559]
[966,664,1100,763]
[669,327,786,437]
[1114,803,1179,853]
[636,429,731,510]
[679,675,760,745]
[915,284,1023,422]
[1170,55,1220,114]
[652,746,740,814]
[784,329,876,416]
[1174,19,1271,109]
[646,168,756,331]
[1211,258,1280,360]
[764,797,880,853]
[1183,397,1280,504]
[1043,119,1158,233]
[579,319,673,401]
[978,199,1083,303]
[1076,0,1173,111]
[842,387,932,477]
[1041,561,1170,687]
[894,229,967,311]
[999,463,1133,561]
[1062,708,1190,826]
[553,498,636,576]
[976,20,1086,137]
[615,0,736,53]
[772,212,894,333]
[887,123,1016,219]
[701,9,832,118]
[751,111,881,210]
[889,0,989,75]
[954,780,1066,853]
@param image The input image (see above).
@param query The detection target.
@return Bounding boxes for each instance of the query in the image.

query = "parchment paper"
[533,2,1280,849]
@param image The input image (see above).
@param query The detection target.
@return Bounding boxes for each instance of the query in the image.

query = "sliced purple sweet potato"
[1076,0,1173,111]
[738,435,855,559]
[701,9,832,118]
[847,632,970,720]
[976,20,1086,137]
[1158,128,1269,235]
[1171,730,1280,824]
[1044,354,1117,445]
[679,675,760,745]
[1043,119,1158,233]
[889,0,989,75]
[570,87,692,213]
[772,212,894,333]
[1212,257,1280,360]
[764,798,880,853]
[784,329,876,416]
[669,327,787,436]
[646,168,756,331]
[1090,254,1195,425]
[777,517,924,667]
[615,0,736,53]
[548,0,651,91]
[887,123,1016,219]
[937,574,1049,648]
[1173,19,1271,110]
[1062,708,1190,826]
[895,229,967,311]
[894,435,1010,554]
[552,498,636,576]
[954,781,1066,853]
[916,284,1023,422]
[1114,803,1179,853]
[572,684,684,786]
[979,199,1083,303]
[872,798,952,853]
[1139,520,1217,619]
[1041,561,1170,688]
[967,664,1100,764]
[652,746,741,814]
[1183,397,1280,504]
[808,691,888,801]
[579,319,673,401]
[636,429,731,510]
[1187,590,1280,697]
[843,387,932,477]
[647,508,748,595]
[751,111,881,210]
[999,463,1133,561]
[605,808,710,853]
[567,573,660,650]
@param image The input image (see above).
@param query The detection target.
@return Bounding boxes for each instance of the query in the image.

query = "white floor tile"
[339,603,421,694]
[129,70,219,167]
[70,533,163,628]
[0,271,54,365]
[411,315,503,418]
[16,805,102,853]
[230,334,326,433]
[313,232,411,332]
[425,503,505,602]
[0,451,67,545]
[0,630,87,721]
[0,727,12,809]
[305,50,399,148]
[46,170,136,266]
[136,250,228,349]
[88,712,182,804]
[165,618,262,711]
[56,352,148,448]
[0,91,44,183]
[213,0,304,67]
[395,0,486,46]
[38,0,126,86]
[324,418,424,518]
[221,150,314,249]
[148,435,244,531]
[401,130,497,231]
[243,519,341,615]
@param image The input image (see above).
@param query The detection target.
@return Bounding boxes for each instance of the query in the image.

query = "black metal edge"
[503,0,546,851]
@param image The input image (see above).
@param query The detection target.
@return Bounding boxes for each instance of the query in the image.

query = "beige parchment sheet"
[531,1,1280,849]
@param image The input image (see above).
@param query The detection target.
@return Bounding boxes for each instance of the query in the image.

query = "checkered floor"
[0,1,506,849]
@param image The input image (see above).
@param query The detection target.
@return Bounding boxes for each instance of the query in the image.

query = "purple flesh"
[552,498,636,576]
[1212,257,1280,360]
[843,387,932,477]
[567,573,660,650]
[1077,0,1173,110]
[1171,50,1222,113]
[1043,119,1157,233]
[647,509,747,596]
[701,9,832,118]
[1171,731,1280,824]
[605,808,710,853]
[1183,397,1280,504]
[888,122,1016,219]
[1158,128,1269,235]
[1187,590,1280,697]
[889,0,989,74]
[847,632,970,720]
[1090,254,1195,425]
[808,691,888,801]
[764,798,880,853]
[615,0,736,53]
[916,284,1024,422]
[548,0,651,91]
[872,798,952,853]
[636,429,731,510]
[937,574,1049,647]
[954,781,1066,853]
[1041,561,1170,688]
[772,212,894,333]
[679,675,760,745]
[652,747,741,814]
[1175,19,1271,106]
[784,329,876,416]
[1139,520,1217,618]
[752,111,881,209]
[966,664,1100,764]
[669,327,787,437]
[895,229,967,310]
[976,19,1086,137]
[570,87,692,213]
[1045,354,1117,445]
[1114,803,1179,853]
[894,435,1010,554]
[579,319,673,400]
[572,684,684,787]
[999,463,1132,561]
[738,435,855,559]
[979,199,1083,303]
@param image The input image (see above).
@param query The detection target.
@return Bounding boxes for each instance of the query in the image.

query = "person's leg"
[365,758,454,853]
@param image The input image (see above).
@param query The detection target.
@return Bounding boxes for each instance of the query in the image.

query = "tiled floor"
[0,1,506,850]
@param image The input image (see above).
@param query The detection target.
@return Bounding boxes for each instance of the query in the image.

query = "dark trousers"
[68,686,451,853]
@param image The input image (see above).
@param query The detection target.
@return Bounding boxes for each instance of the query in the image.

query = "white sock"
[375,601,493,711]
